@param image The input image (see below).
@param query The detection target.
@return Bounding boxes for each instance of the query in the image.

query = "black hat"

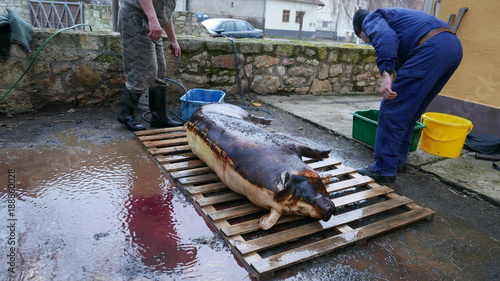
[353,9,369,36]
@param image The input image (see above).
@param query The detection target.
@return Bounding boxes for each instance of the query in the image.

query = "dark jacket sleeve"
[363,10,398,75]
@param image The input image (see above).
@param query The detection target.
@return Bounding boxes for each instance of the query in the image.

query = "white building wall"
[176,0,187,10]
[186,0,263,19]
[265,0,321,32]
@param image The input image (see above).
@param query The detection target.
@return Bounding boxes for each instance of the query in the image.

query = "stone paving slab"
[257,94,380,139]
[421,153,500,204]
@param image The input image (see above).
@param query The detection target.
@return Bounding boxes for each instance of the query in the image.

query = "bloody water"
[0,138,248,280]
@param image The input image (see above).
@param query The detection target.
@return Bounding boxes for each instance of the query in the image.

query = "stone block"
[251,75,280,94]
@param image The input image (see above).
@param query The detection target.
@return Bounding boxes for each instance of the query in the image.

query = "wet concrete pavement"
[1,102,499,280]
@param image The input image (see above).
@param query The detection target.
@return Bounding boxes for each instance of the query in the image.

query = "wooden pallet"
[135,127,435,279]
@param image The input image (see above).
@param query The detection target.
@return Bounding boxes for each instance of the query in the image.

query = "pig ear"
[276,171,290,192]
[259,208,282,230]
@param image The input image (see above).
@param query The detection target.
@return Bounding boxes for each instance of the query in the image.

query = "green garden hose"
[0,24,92,102]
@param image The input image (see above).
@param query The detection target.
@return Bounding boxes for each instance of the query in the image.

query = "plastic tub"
[180,89,226,120]
[351,109,426,152]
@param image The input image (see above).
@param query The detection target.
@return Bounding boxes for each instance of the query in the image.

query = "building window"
[282,10,290,23]
[296,11,304,23]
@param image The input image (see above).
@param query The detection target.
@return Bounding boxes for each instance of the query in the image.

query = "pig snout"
[314,196,336,221]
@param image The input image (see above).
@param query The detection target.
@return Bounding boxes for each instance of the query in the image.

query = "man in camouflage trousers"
[117,0,182,131]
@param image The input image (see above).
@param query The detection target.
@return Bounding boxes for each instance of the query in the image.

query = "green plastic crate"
[351,109,426,152]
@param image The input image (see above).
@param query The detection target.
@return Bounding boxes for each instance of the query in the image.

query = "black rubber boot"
[148,86,183,128]
[357,166,397,183]
[117,89,146,131]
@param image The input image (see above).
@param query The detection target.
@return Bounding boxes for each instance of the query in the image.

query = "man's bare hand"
[381,71,397,100]
[169,42,181,57]
[147,20,162,41]
[138,0,162,41]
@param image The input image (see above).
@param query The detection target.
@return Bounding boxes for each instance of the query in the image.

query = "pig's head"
[275,171,336,221]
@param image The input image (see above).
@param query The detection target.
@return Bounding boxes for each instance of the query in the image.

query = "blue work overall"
[363,8,463,176]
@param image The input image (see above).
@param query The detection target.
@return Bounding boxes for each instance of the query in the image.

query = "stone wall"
[0,31,125,113]
[172,11,212,37]
[84,4,114,32]
[0,30,378,114]
[178,38,379,97]
[0,1,29,19]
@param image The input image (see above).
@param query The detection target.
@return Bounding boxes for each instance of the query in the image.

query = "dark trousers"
[372,32,463,176]
[119,4,166,92]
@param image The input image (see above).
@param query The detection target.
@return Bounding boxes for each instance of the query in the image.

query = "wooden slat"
[149,144,191,155]
[307,158,341,169]
[196,192,246,207]
[318,165,356,179]
[251,207,435,275]
[163,159,206,172]
[333,186,393,207]
[143,137,188,148]
[170,166,212,179]
[221,215,303,237]
[134,126,184,136]
[184,182,229,195]
[177,173,220,185]
[208,203,263,221]
[327,175,374,193]
[138,131,186,141]
[155,152,197,164]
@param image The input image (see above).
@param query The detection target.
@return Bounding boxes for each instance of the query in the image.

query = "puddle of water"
[0,137,248,280]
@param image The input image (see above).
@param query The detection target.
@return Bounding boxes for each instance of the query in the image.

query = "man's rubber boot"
[357,166,397,183]
[117,89,146,131]
[148,86,183,128]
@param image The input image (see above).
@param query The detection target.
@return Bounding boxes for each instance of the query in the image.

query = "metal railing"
[29,1,85,29]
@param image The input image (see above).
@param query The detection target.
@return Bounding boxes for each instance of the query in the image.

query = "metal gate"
[29,1,85,29]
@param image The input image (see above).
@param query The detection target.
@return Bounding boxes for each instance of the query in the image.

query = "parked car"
[201,18,264,39]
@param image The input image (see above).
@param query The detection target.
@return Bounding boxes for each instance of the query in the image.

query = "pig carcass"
[185,103,336,230]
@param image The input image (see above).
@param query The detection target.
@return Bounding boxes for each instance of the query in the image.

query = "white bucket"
[137,91,149,112]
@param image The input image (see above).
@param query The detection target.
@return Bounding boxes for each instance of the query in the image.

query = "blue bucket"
[180,89,226,120]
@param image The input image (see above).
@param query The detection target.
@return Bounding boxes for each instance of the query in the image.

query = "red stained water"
[0,139,248,280]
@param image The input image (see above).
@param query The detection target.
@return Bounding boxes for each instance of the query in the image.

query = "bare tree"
[295,3,323,39]
[297,10,306,39]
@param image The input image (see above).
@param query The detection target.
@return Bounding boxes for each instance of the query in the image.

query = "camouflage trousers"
[119,4,167,92]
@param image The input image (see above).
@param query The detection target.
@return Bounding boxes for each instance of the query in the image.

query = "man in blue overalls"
[353,8,463,182]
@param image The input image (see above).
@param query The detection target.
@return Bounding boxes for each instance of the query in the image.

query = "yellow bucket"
[419,112,473,158]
